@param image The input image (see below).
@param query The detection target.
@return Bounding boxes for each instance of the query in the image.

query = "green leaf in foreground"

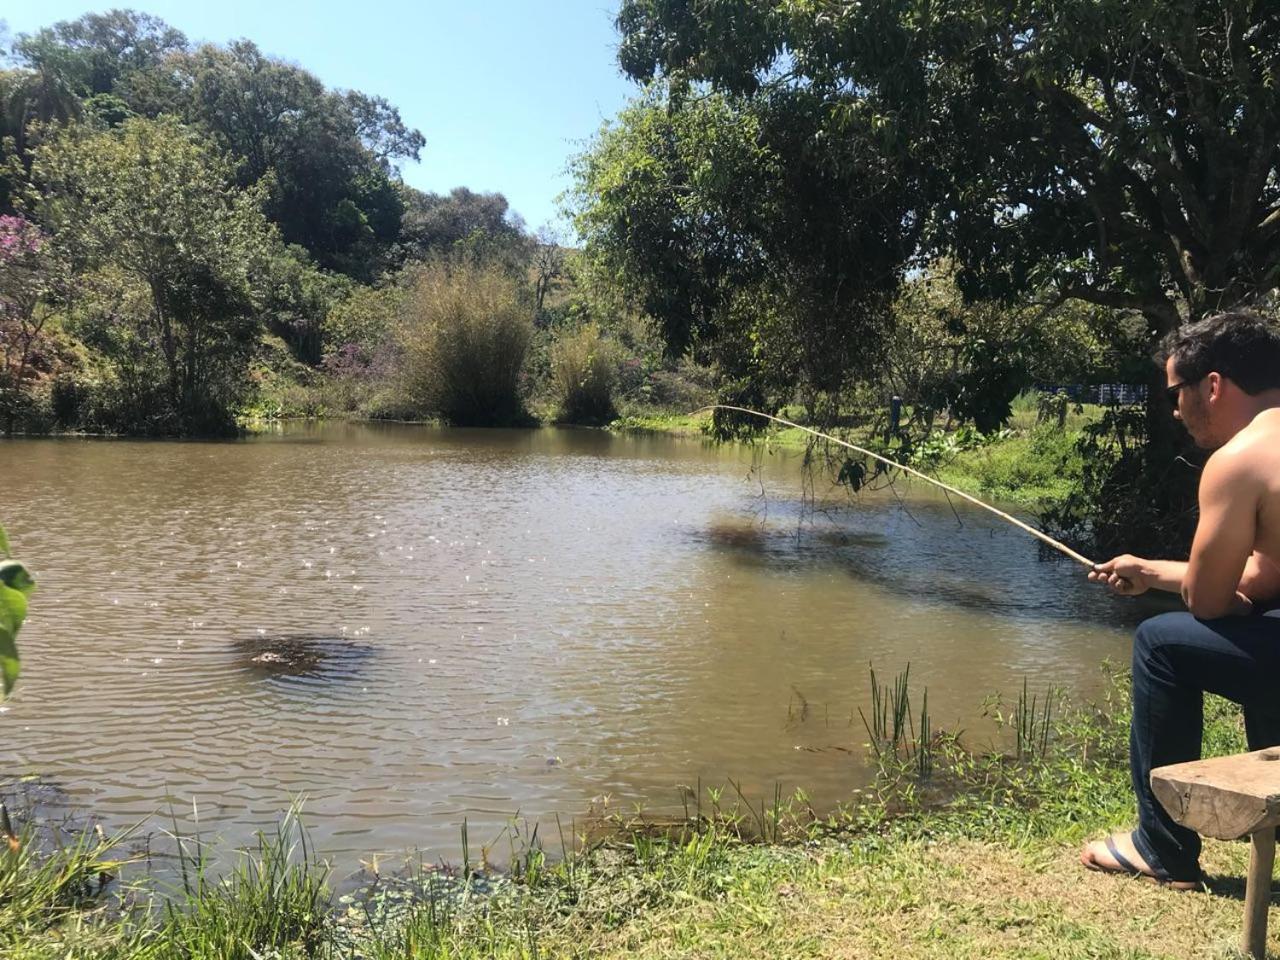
[0,561,35,596]
[0,581,27,698]
[0,523,33,698]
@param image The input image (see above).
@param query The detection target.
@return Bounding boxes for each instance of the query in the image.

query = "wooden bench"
[1152,747,1280,959]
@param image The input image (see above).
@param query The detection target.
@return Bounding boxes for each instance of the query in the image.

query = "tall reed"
[1014,677,1054,762]
[396,259,534,425]
[859,664,934,778]
[550,322,618,424]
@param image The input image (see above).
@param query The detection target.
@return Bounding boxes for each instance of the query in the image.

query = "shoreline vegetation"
[6,388,1096,516]
[3,668,1266,959]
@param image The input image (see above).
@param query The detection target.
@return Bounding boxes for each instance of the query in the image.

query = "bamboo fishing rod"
[700,404,1098,570]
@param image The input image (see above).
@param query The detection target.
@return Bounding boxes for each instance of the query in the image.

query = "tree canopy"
[35,116,277,433]
[572,84,918,417]
[614,0,1280,333]
[2,10,425,279]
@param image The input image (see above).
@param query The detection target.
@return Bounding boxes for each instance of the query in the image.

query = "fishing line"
[699,404,1098,570]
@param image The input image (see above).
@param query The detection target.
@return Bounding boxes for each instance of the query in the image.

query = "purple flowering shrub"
[0,216,45,261]
[1,217,56,388]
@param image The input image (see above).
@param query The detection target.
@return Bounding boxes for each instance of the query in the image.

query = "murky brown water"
[1,423,1154,872]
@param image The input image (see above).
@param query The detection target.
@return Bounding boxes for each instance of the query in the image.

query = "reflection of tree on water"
[691,495,1166,629]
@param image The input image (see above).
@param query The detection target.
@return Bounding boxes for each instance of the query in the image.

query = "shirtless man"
[1080,310,1280,889]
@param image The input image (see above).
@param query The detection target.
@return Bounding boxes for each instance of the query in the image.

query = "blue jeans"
[1130,609,1280,882]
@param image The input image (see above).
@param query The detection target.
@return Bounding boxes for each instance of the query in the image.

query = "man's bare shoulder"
[1213,407,1280,468]
[1199,409,1275,514]
[1203,412,1274,476]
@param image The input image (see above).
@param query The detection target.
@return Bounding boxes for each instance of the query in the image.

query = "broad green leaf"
[0,561,35,596]
[0,632,17,697]
[0,583,26,698]
[0,525,9,558]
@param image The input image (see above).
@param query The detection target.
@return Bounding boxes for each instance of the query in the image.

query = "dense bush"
[550,322,618,424]
[395,260,533,425]
[35,118,277,435]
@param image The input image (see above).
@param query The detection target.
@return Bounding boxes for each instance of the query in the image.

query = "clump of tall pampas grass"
[396,259,534,425]
[550,322,618,424]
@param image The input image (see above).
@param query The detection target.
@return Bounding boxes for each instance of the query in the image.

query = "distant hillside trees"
[3,10,423,281]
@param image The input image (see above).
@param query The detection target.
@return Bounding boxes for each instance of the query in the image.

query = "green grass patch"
[933,424,1087,506]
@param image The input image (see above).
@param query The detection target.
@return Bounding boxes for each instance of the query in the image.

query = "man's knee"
[1133,612,1195,672]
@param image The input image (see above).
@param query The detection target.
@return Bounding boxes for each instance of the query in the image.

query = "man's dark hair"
[1159,310,1280,395]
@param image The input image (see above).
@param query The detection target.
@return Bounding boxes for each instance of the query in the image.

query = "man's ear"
[1206,371,1224,402]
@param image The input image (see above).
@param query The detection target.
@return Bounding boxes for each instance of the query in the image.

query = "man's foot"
[1080,831,1202,891]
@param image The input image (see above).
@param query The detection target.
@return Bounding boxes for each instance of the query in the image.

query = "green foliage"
[1,10,587,436]
[12,11,186,100]
[886,269,1121,435]
[571,84,914,418]
[859,665,934,780]
[1041,406,1199,557]
[398,186,530,272]
[929,423,1086,507]
[395,259,534,425]
[906,425,997,470]
[6,12,422,280]
[615,0,1280,329]
[160,809,331,960]
[611,0,1280,548]
[258,244,352,366]
[550,322,618,424]
[141,40,415,279]
[0,523,34,699]
[0,816,133,946]
[323,282,404,360]
[0,215,67,433]
[34,116,277,434]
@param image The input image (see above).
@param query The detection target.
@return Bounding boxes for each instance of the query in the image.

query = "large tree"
[615,0,1280,331]
[12,9,186,98]
[397,186,531,268]
[125,39,422,279]
[1,9,186,204]
[610,0,1280,550]
[7,13,425,280]
[34,116,277,434]
[573,85,918,418]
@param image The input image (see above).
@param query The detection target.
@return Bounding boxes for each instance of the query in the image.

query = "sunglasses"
[1165,376,1204,406]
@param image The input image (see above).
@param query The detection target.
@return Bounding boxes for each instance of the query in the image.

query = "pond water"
[1,423,1154,873]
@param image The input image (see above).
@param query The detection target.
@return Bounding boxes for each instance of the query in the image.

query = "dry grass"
[559,838,1270,960]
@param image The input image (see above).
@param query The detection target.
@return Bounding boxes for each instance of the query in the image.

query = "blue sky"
[1,1,639,231]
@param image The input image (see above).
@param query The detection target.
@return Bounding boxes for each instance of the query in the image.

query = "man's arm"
[1089,556,1185,595]
[1182,447,1259,619]
[1091,553,1264,613]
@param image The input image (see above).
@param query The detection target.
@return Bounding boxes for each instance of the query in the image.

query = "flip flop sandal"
[1085,834,1203,892]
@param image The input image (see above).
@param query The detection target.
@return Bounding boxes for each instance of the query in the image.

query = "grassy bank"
[611,393,1102,510]
[5,669,1269,959]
